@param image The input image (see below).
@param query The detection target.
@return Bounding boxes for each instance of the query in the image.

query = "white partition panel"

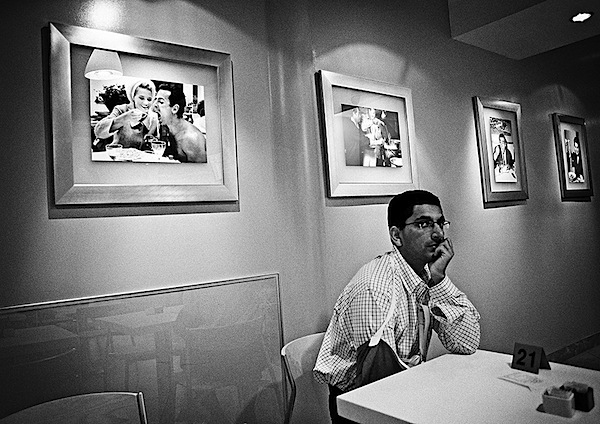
[0,275,284,424]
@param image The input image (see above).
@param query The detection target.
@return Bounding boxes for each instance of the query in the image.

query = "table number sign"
[511,342,551,374]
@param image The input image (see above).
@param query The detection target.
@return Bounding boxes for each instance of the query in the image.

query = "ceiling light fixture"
[84,49,123,80]
[571,12,593,23]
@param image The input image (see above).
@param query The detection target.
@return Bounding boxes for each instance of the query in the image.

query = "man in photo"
[493,133,514,171]
[569,136,584,183]
[153,83,207,163]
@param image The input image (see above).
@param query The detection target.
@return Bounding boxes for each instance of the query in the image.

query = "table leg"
[155,329,175,424]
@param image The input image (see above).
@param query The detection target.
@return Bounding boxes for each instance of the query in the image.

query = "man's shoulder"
[359,250,395,273]
[345,252,395,294]
[181,120,205,136]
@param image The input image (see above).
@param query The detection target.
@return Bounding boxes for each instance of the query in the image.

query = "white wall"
[0,0,328,344]
[267,0,600,355]
[1,0,599,373]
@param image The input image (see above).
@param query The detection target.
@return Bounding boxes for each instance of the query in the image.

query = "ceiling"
[447,0,600,60]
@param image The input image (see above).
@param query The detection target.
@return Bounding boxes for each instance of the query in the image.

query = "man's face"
[398,204,446,264]
[152,89,175,124]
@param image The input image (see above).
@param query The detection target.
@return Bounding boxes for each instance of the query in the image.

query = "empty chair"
[281,332,329,424]
[0,392,147,424]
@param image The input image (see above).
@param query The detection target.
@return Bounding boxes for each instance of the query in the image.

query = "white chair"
[0,347,80,418]
[0,392,148,424]
[281,332,330,424]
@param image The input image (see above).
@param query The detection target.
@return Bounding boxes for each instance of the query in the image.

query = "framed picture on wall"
[473,96,528,207]
[552,113,593,200]
[47,23,238,217]
[315,70,418,197]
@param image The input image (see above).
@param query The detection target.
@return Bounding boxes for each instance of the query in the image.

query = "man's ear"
[172,104,180,115]
[389,226,403,247]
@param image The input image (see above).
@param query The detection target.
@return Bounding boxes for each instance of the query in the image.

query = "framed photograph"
[552,113,593,200]
[473,96,528,207]
[316,70,418,197]
[47,23,238,216]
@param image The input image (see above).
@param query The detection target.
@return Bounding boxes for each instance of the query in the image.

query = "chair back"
[0,392,148,424]
[0,347,80,418]
[281,332,329,424]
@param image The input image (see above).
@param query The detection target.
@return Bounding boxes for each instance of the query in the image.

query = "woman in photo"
[94,79,159,150]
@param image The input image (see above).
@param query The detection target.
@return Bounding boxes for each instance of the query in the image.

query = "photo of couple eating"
[91,78,207,163]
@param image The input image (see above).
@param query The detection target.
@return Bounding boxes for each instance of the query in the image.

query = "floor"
[561,344,600,371]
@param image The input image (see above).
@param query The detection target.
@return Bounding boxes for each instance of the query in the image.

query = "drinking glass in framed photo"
[552,113,593,200]
[316,70,418,197]
[473,96,528,207]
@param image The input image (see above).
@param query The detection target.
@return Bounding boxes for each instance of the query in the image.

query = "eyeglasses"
[404,219,450,231]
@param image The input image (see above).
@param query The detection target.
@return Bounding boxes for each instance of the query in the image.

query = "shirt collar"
[390,246,429,294]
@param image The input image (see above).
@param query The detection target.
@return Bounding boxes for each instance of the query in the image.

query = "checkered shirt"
[313,247,481,391]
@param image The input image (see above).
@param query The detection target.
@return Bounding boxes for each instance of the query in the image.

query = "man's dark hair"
[158,83,186,118]
[387,190,442,229]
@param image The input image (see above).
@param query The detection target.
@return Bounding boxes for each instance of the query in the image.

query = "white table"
[92,150,179,163]
[337,349,600,424]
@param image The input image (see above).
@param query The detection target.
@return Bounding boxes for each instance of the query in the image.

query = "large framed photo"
[316,70,418,197]
[47,23,238,217]
[473,96,528,207]
[552,113,593,200]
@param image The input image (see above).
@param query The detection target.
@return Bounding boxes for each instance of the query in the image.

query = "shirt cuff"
[428,276,460,300]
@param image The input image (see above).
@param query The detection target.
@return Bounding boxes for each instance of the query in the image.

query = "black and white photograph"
[90,78,207,164]
[341,105,402,168]
[48,23,238,210]
[552,113,594,200]
[317,70,418,197]
[473,96,528,207]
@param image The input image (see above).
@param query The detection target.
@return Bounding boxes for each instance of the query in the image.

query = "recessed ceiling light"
[571,12,593,23]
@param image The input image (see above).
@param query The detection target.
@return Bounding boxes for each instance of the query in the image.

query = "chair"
[0,392,148,424]
[281,332,329,424]
[0,347,81,419]
[177,318,272,423]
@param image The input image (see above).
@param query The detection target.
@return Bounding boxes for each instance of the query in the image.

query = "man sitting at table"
[313,190,481,424]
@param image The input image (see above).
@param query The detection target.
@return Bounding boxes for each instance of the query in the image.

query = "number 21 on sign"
[511,342,551,374]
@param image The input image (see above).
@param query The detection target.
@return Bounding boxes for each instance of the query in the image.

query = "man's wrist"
[428,274,445,287]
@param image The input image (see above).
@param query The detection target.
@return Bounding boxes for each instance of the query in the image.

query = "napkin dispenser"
[542,387,575,418]
[561,382,594,412]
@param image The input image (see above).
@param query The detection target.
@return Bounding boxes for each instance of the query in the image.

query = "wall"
[1,0,599,399]
[268,0,600,356]
[0,0,327,346]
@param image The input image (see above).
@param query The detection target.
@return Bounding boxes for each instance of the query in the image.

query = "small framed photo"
[473,96,528,207]
[552,113,593,200]
[316,70,418,197]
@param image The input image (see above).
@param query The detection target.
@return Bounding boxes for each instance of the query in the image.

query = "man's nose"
[431,224,444,241]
